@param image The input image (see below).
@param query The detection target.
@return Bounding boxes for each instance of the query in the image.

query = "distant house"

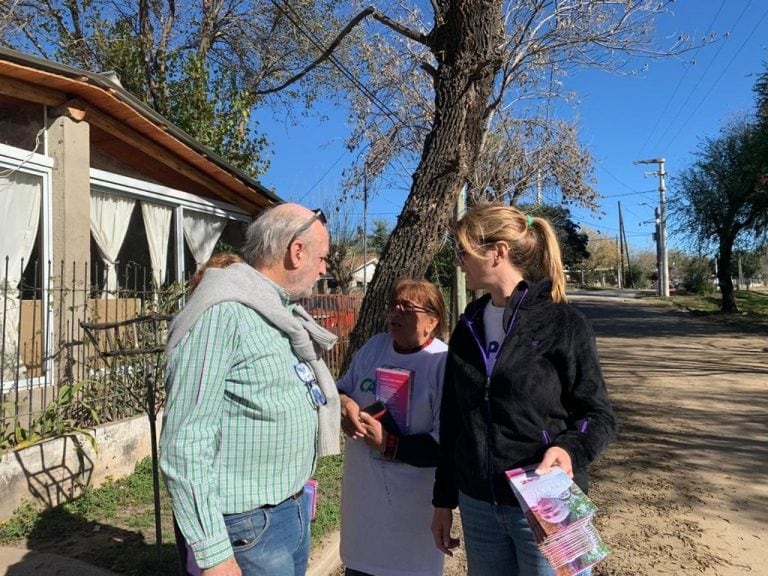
[350,256,379,292]
[0,47,280,390]
[323,253,378,294]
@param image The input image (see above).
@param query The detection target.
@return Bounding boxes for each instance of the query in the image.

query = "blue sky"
[255,1,768,256]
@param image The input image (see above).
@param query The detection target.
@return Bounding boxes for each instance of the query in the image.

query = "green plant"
[312,452,344,541]
[1,379,101,452]
[669,290,768,329]
[681,257,716,294]
[0,502,39,543]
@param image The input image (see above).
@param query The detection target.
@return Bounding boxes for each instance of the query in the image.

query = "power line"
[665,3,768,148]
[296,147,351,202]
[600,189,659,199]
[268,0,403,125]
[652,0,752,150]
[638,0,726,156]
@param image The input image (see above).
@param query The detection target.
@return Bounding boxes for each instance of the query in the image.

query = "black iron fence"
[1,258,183,450]
[1,258,362,450]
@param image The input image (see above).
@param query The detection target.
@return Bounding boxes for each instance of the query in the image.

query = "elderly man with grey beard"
[160,203,340,576]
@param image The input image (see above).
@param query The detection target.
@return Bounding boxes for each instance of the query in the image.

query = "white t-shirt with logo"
[483,300,507,373]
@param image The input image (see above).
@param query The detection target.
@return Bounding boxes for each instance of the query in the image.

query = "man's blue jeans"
[222,491,311,576]
[459,491,592,576]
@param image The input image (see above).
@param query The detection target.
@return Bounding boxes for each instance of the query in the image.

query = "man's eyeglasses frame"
[295,362,327,408]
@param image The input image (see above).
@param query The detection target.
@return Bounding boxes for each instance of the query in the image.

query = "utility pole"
[362,164,369,294]
[617,201,624,290]
[453,184,467,329]
[653,207,662,296]
[634,158,669,297]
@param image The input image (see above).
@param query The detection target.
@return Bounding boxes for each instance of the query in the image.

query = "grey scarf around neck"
[166,262,340,456]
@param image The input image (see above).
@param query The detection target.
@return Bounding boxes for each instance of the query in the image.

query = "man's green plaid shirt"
[160,301,318,568]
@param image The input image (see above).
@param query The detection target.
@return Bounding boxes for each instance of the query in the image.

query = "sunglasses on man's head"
[289,208,327,246]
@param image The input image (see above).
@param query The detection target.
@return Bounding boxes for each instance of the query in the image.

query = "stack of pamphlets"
[505,466,609,576]
[304,478,318,521]
[375,367,413,433]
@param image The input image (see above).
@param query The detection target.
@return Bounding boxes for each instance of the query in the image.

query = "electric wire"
[665,3,768,148]
[650,0,752,151]
[638,0,726,156]
[267,0,403,125]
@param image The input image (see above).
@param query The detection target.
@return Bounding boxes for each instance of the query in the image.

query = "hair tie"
[526,214,534,228]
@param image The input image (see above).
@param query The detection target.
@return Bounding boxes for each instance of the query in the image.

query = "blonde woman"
[431,203,616,576]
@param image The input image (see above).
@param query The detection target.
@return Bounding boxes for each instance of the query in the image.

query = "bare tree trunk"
[717,243,739,313]
[345,0,503,367]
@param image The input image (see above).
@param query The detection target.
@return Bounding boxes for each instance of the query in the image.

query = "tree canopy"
[338,0,698,354]
[2,0,705,351]
[0,0,349,176]
[670,113,768,312]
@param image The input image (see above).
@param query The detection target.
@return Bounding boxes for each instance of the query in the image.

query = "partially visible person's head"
[387,278,447,347]
[453,203,567,303]
[242,203,330,299]
[188,252,244,293]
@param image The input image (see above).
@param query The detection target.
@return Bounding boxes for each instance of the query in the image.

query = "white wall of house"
[352,260,378,285]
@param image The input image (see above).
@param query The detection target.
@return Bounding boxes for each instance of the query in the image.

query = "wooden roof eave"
[0,49,281,212]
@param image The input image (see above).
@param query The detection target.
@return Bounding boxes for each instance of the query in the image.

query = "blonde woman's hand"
[535,446,573,477]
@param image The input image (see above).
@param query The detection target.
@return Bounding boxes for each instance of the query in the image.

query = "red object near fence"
[300,294,362,377]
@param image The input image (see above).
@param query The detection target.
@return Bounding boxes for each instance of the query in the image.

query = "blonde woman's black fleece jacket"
[433,279,616,508]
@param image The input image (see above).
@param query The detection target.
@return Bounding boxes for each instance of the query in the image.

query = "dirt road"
[439,291,768,576]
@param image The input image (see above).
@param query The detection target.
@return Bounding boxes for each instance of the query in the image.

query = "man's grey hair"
[242,205,316,266]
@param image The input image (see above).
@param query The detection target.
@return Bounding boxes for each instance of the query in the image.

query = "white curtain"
[0,171,42,378]
[183,212,226,270]
[141,202,172,288]
[90,190,135,296]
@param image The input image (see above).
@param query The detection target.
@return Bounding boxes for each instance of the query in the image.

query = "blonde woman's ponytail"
[528,216,567,303]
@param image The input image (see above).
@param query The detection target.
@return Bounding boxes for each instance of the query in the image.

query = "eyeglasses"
[389,301,433,315]
[453,241,498,264]
[453,244,467,264]
[295,362,327,407]
[289,208,327,247]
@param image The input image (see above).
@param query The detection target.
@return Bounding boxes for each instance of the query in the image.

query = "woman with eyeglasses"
[337,278,449,576]
[431,203,616,576]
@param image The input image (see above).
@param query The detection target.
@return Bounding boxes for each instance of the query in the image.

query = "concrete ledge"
[0,414,155,521]
[308,530,341,576]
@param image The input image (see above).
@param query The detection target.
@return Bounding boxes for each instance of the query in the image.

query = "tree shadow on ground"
[575,296,768,528]
[11,506,181,576]
[573,297,767,338]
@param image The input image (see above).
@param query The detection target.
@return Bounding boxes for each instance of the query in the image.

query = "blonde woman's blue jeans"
[459,491,591,576]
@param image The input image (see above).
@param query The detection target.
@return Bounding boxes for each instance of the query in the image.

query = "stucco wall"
[0,413,158,522]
